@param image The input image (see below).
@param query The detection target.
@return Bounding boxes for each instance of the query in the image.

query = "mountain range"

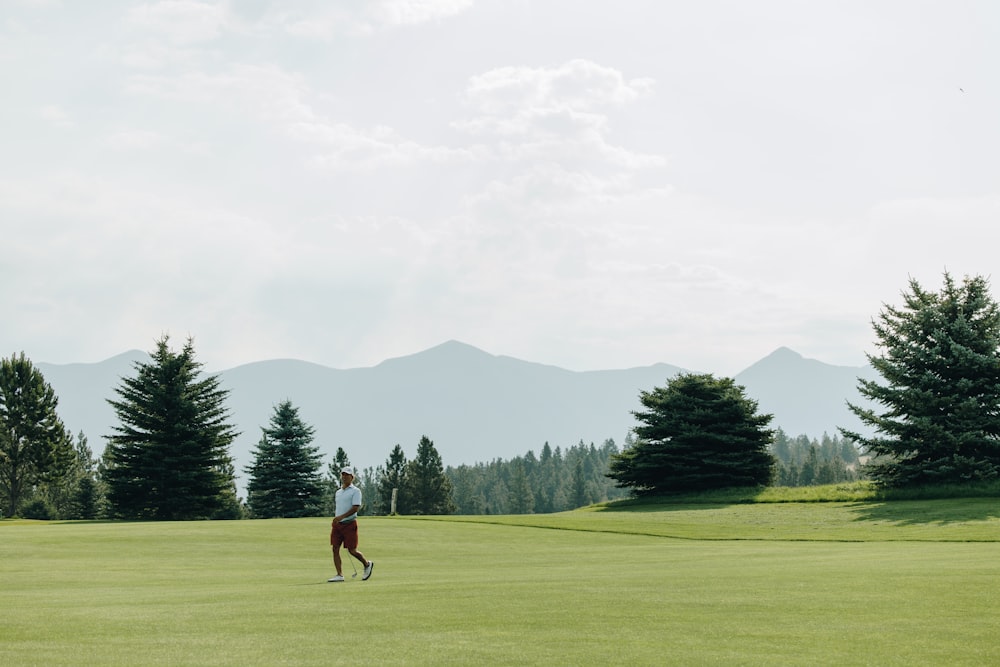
[36,341,878,492]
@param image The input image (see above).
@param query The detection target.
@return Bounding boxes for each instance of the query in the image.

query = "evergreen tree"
[771,428,792,464]
[486,475,509,514]
[608,373,775,495]
[331,447,351,471]
[245,400,323,518]
[103,336,239,520]
[403,435,456,515]
[799,445,819,486]
[779,461,799,486]
[72,432,100,518]
[355,465,378,515]
[769,432,860,487]
[56,431,101,520]
[376,444,408,515]
[843,273,1000,487]
[571,459,587,507]
[450,464,483,514]
[214,458,244,520]
[507,459,534,513]
[534,442,556,513]
[0,352,74,517]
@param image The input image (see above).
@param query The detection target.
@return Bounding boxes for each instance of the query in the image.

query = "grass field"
[2,497,999,666]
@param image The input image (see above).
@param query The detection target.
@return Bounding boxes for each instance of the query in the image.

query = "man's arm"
[333,504,361,523]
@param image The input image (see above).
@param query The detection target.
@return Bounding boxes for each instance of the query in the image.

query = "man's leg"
[347,547,367,568]
[332,546,343,575]
[328,526,347,582]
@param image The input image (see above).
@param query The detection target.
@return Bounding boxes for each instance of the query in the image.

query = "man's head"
[341,466,356,480]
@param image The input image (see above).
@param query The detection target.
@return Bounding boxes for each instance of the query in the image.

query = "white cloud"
[101,128,210,155]
[370,0,474,26]
[124,62,482,170]
[104,129,165,151]
[39,104,74,128]
[263,0,473,38]
[125,64,315,123]
[462,59,653,119]
[456,60,664,172]
[125,0,228,44]
[466,164,662,220]
[7,0,61,7]
[296,121,484,170]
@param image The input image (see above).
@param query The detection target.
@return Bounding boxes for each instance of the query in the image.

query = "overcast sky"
[3,0,998,375]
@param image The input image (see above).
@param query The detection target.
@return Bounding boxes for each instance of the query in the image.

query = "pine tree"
[571,459,587,507]
[608,373,775,495]
[403,435,456,515]
[843,273,1000,487]
[799,445,819,486]
[245,400,323,518]
[449,465,483,514]
[534,442,556,513]
[103,336,239,520]
[771,428,792,464]
[57,431,101,520]
[0,353,74,517]
[506,459,534,513]
[376,444,408,515]
[355,465,377,515]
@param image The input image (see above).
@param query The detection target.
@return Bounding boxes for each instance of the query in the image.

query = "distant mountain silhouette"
[37,340,876,494]
[734,346,878,439]
[36,349,149,445]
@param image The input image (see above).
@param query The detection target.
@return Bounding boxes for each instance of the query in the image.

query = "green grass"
[2,499,999,666]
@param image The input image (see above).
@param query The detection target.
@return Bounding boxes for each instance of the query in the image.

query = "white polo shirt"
[335,484,362,522]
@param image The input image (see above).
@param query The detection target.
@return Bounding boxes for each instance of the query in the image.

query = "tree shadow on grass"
[848,498,1000,525]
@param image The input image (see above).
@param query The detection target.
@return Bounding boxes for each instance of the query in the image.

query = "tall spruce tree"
[245,400,323,518]
[0,353,75,517]
[41,430,101,520]
[402,435,455,515]
[608,373,775,495]
[66,432,101,519]
[104,336,239,520]
[842,273,1000,487]
[506,459,534,514]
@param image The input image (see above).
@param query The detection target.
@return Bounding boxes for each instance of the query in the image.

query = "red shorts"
[331,520,359,550]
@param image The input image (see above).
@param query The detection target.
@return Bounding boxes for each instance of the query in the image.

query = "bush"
[21,498,55,520]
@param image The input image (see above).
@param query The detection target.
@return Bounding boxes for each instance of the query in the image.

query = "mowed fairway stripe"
[2,505,998,666]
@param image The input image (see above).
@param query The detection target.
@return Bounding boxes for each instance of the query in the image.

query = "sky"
[3,0,999,376]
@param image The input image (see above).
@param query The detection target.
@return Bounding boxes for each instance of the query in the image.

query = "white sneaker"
[363,561,374,581]
[327,575,345,583]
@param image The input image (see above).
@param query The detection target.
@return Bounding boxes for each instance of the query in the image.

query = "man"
[328,466,374,582]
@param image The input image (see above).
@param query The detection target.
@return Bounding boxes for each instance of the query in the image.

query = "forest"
[344,429,862,518]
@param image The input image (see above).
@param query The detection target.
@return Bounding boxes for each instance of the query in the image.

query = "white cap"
[341,466,356,476]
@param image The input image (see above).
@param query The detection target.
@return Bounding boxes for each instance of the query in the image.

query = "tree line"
[4,271,1000,519]
[444,439,628,514]
[771,429,862,487]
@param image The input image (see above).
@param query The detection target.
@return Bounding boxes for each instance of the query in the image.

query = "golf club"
[348,553,358,578]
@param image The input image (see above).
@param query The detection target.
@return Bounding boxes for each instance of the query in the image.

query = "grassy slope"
[2,497,999,666]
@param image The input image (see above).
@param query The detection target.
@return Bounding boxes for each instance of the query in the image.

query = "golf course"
[2,495,998,666]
